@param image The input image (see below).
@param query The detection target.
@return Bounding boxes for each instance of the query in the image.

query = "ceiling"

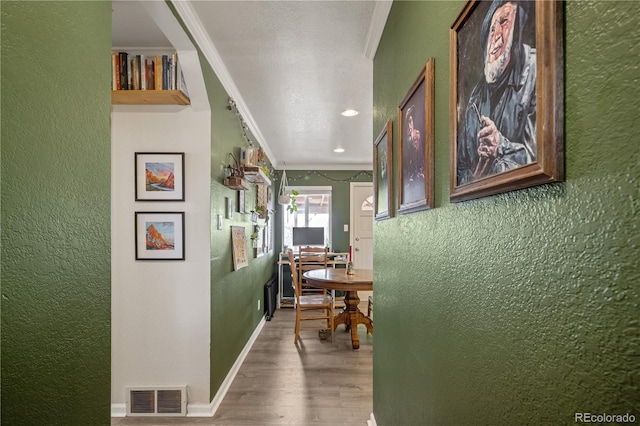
[112,1,392,170]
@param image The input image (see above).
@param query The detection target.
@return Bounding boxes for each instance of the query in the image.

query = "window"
[283,186,332,249]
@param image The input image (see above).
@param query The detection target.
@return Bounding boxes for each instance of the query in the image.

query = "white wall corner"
[367,412,377,426]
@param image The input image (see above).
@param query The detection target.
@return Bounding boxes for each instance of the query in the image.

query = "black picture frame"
[135,152,185,201]
[135,212,185,261]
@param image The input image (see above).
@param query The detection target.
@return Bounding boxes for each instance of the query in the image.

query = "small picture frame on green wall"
[374,119,393,220]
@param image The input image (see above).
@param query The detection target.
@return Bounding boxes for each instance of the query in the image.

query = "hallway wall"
[372,1,640,424]
[1,2,112,423]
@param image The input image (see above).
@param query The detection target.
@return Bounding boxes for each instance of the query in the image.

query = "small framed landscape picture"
[135,212,185,261]
[135,152,185,201]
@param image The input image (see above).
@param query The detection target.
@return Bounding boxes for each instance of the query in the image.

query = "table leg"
[332,291,372,349]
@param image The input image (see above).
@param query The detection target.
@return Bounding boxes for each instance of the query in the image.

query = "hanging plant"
[278,166,290,205]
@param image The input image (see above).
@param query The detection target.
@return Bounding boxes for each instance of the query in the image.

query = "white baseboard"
[188,316,266,417]
[367,412,377,426]
[111,316,267,418]
[111,404,126,417]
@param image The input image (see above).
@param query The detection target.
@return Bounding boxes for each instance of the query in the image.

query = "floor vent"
[126,386,187,417]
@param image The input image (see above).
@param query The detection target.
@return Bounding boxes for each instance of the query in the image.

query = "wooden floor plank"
[111,307,372,425]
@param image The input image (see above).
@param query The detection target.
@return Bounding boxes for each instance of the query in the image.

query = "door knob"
[355,248,360,251]
[355,237,360,241]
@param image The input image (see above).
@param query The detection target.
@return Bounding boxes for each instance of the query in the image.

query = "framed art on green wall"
[135,212,185,260]
[450,0,564,202]
[374,119,393,220]
[398,58,435,214]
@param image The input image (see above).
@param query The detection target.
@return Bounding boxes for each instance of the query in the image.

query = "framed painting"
[374,119,393,220]
[231,226,249,270]
[398,58,435,214]
[450,0,563,202]
[135,212,185,260]
[135,152,185,201]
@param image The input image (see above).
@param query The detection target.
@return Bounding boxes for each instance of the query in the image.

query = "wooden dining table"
[303,268,373,349]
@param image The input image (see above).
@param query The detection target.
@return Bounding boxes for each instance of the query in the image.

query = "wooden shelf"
[242,165,271,186]
[224,177,249,191]
[111,90,190,106]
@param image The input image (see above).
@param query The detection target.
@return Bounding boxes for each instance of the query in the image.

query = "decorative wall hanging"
[398,58,435,214]
[374,119,394,220]
[135,212,185,260]
[231,226,249,270]
[135,152,185,201]
[450,0,564,202]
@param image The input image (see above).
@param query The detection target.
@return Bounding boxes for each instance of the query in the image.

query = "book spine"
[154,55,161,90]
[162,55,168,90]
[111,52,117,90]
[140,55,146,90]
[118,51,128,90]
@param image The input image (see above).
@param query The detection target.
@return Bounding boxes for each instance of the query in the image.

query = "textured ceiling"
[112,1,391,170]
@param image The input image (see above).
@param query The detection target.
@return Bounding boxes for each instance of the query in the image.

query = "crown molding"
[364,1,393,60]
[170,0,278,166]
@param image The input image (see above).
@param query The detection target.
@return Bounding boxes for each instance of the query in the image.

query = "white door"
[350,182,373,304]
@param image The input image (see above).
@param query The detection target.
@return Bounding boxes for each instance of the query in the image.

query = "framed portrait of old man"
[450,0,564,202]
[398,58,435,214]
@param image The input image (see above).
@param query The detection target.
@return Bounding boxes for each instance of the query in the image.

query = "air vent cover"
[127,386,186,416]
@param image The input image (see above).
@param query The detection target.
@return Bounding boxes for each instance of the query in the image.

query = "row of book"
[111,51,187,94]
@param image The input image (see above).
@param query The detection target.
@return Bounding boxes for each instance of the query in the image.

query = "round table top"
[303,268,373,292]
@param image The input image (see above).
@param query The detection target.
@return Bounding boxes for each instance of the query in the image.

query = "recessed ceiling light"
[341,109,359,117]
[333,147,345,153]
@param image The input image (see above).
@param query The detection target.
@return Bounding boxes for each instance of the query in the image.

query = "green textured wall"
[196,52,277,399]
[373,1,639,424]
[1,1,112,424]
[271,170,373,254]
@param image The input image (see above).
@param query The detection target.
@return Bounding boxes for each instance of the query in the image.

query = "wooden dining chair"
[289,250,334,344]
[297,246,329,294]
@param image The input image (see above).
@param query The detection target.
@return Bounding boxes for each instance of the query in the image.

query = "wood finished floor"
[111,305,373,426]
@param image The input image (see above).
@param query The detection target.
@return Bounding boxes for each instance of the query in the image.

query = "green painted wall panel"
[1,1,112,424]
[373,1,639,424]
[196,50,277,400]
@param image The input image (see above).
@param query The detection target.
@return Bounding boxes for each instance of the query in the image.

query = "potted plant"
[287,189,299,213]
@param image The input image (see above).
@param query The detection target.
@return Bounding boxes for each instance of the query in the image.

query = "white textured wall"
[111,106,211,413]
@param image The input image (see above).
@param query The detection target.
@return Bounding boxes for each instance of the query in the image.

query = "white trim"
[170,0,277,167]
[367,412,378,426]
[111,404,126,418]
[364,1,393,60]
[192,316,267,417]
[286,163,374,171]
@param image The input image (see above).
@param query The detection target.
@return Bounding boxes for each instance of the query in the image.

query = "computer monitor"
[292,227,325,246]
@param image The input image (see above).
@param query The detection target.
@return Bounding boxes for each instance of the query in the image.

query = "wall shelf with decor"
[242,165,271,186]
[224,177,249,191]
